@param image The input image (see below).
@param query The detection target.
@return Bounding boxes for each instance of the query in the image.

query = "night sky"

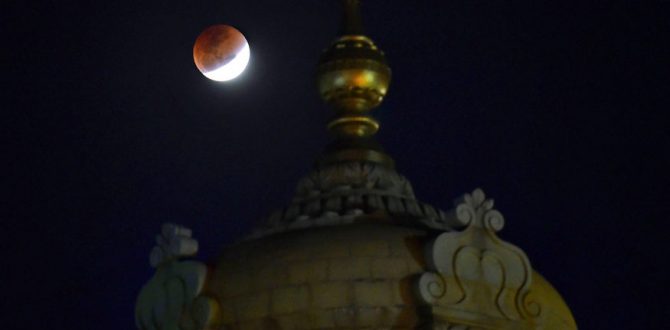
[3,1,668,328]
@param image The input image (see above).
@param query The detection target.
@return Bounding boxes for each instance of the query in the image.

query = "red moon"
[193,25,250,81]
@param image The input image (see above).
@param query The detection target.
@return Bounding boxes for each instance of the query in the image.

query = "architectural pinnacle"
[340,0,364,35]
[316,0,391,141]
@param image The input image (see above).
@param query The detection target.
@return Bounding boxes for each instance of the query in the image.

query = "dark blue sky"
[3,0,668,328]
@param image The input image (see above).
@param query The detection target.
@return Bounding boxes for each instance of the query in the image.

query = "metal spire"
[315,0,393,167]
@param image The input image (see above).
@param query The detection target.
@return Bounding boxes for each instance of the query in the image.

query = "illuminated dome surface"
[208,219,576,329]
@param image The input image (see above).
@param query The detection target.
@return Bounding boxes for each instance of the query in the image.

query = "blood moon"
[193,25,250,81]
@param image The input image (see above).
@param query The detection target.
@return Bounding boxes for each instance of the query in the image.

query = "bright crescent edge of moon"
[203,42,250,82]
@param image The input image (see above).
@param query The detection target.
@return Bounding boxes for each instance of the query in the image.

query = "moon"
[193,25,250,82]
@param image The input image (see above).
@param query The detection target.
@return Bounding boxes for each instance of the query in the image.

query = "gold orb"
[317,35,391,112]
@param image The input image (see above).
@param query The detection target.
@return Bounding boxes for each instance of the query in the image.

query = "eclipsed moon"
[193,25,250,82]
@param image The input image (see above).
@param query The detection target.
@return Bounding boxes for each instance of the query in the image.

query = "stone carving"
[136,224,221,330]
[295,162,415,199]
[149,224,199,267]
[416,189,541,326]
[250,161,458,238]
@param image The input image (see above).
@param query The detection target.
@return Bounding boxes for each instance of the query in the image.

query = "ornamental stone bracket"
[415,189,541,328]
[136,224,221,330]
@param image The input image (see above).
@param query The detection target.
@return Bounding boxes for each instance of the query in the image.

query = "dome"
[212,224,428,328]
[135,1,576,329]
[529,272,577,329]
[206,222,576,329]
[136,167,576,329]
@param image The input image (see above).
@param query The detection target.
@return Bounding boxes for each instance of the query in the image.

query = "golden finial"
[317,0,391,138]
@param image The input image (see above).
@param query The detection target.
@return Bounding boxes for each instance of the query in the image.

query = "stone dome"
[210,224,428,328]
[134,1,576,329]
[135,170,576,330]
[194,170,577,329]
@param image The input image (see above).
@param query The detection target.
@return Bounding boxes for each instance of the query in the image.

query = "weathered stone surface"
[219,271,252,297]
[271,285,309,314]
[328,257,371,280]
[351,240,389,257]
[311,282,353,308]
[209,224,427,328]
[354,281,394,306]
[287,260,329,284]
[235,292,270,321]
[371,257,409,279]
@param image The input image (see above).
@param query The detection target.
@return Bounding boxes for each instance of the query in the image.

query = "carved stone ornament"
[250,162,460,238]
[136,224,221,330]
[416,189,541,327]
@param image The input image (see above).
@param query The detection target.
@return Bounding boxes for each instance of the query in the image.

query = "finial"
[316,0,391,140]
[340,0,364,35]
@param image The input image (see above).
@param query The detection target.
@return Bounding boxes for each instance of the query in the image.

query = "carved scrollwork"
[136,224,221,330]
[417,189,542,325]
[448,188,503,232]
[521,289,542,318]
[416,271,447,304]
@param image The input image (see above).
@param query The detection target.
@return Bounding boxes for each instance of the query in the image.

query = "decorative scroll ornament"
[136,224,221,330]
[416,189,541,326]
